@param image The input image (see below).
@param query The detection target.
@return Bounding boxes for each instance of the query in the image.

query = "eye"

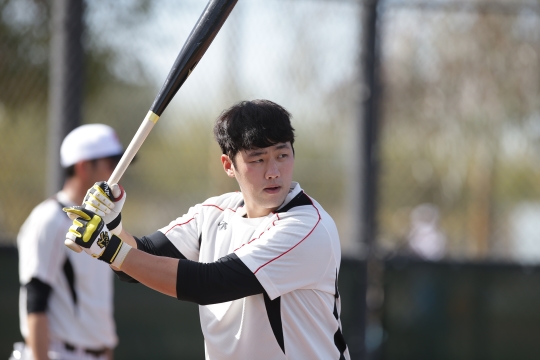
[278,153,288,159]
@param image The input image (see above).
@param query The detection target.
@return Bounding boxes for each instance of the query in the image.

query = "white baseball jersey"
[158,182,350,359]
[17,191,118,350]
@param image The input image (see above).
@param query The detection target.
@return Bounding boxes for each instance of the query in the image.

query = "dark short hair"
[213,99,295,161]
[64,165,76,179]
[63,155,122,179]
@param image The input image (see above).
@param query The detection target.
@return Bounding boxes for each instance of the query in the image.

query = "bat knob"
[65,239,83,253]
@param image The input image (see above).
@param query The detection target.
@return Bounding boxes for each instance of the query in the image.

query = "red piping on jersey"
[164,215,198,234]
[202,204,237,212]
[164,203,241,234]
[249,193,322,274]
[232,213,280,252]
[234,226,270,252]
[272,213,281,226]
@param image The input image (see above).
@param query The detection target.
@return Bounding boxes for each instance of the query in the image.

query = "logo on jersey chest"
[218,221,228,230]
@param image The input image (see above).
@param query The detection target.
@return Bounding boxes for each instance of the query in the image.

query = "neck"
[62,176,90,205]
[244,204,276,218]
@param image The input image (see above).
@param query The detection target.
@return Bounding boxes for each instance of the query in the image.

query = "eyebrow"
[246,143,290,157]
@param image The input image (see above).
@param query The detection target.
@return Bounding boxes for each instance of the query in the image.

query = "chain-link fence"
[3,0,540,359]
[0,0,364,255]
[2,0,540,268]
[377,0,540,265]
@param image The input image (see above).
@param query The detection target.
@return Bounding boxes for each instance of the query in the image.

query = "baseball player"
[64,100,350,359]
[14,124,120,360]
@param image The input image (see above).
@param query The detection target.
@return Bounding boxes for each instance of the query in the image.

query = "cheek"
[282,160,294,176]
[241,164,260,177]
[100,162,115,177]
[107,159,118,172]
[241,169,259,185]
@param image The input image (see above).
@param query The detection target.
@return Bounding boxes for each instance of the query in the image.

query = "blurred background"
[1,0,540,359]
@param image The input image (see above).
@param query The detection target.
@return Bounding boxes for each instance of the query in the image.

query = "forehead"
[244,142,292,155]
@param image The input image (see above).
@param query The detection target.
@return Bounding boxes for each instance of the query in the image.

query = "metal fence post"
[360,0,382,358]
[46,0,84,196]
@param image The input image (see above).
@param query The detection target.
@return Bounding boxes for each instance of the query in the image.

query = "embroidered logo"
[102,182,112,198]
[218,221,228,230]
[97,231,110,249]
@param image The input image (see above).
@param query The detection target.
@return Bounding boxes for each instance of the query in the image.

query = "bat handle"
[65,110,160,252]
[64,240,83,253]
[108,110,160,185]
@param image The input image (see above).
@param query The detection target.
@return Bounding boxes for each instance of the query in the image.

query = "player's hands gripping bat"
[65,0,238,252]
[83,182,126,235]
[64,207,130,267]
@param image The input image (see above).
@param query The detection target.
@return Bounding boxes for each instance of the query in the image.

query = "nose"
[265,159,280,179]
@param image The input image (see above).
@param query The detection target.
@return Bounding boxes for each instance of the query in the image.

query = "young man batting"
[64,99,350,359]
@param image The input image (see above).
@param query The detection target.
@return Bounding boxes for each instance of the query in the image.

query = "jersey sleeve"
[156,203,203,261]
[17,202,68,286]
[234,206,337,300]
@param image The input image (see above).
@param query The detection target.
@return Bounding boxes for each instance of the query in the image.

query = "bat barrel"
[65,0,238,253]
[150,0,238,116]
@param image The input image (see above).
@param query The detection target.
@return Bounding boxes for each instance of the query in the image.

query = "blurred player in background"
[64,100,350,359]
[13,124,121,360]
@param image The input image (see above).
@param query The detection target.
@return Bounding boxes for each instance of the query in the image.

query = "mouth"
[263,185,282,194]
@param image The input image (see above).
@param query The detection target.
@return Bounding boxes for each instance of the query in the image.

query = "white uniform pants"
[10,339,108,360]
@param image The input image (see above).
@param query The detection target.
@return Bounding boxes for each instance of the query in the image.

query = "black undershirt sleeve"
[176,253,264,305]
[135,231,187,259]
[114,232,265,304]
[25,277,52,313]
[113,231,187,283]
[113,268,140,283]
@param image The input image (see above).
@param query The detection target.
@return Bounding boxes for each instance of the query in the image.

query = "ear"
[73,161,86,177]
[221,154,235,178]
[74,160,93,183]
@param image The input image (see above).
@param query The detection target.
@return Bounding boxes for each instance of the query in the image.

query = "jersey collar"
[276,181,302,212]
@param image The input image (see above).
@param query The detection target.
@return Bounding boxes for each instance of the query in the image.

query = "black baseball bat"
[66,0,238,252]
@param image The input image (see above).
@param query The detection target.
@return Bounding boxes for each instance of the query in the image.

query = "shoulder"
[162,192,244,231]
[277,191,339,243]
[305,196,339,238]
[18,197,68,241]
[201,192,245,213]
[24,197,66,228]
[278,190,321,221]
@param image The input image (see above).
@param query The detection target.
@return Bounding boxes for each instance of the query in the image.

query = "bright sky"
[85,0,361,122]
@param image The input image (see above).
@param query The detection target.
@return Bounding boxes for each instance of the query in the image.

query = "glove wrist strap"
[107,214,122,234]
[99,235,123,263]
[111,242,132,269]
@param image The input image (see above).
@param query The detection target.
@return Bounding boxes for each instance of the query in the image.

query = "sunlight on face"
[224,142,294,218]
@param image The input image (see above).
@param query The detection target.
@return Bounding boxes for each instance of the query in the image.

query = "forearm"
[109,231,184,283]
[117,228,137,248]
[113,248,263,304]
[94,226,262,303]
[27,313,49,360]
[116,248,178,297]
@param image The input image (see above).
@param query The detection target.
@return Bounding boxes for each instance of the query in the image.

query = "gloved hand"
[82,181,126,235]
[64,206,130,267]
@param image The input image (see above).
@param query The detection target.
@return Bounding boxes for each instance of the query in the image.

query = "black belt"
[64,342,107,357]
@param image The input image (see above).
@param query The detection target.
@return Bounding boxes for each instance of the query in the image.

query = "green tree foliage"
[0,0,154,242]
[378,8,540,260]
[0,0,153,110]
[0,0,49,109]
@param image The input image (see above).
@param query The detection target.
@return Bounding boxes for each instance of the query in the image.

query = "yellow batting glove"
[64,206,128,266]
[82,182,126,235]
